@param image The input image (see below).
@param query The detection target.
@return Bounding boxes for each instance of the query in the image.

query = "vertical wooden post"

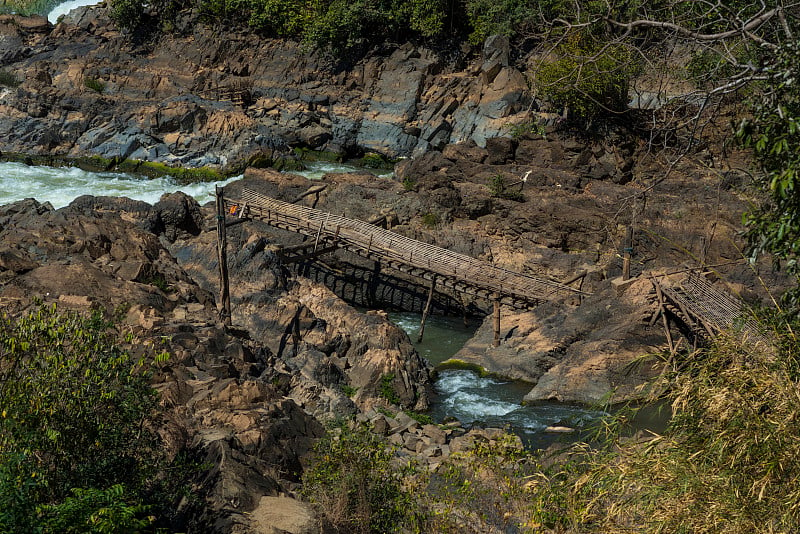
[622,225,633,280]
[417,277,436,343]
[493,293,501,347]
[367,261,381,308]
[215,186,232,326]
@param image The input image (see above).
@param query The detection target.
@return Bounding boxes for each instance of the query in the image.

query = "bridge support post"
[215,186,232,326]
[417,276,436,343]
[368,261,381,308]
[622,225,633,280]
[493,293,501,347]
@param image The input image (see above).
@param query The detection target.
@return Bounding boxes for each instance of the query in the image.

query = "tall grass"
[529,323,800,533]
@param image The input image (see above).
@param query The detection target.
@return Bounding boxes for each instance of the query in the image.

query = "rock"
[250,496,316,534]
[544,426,575,433]
[422,424,447,445]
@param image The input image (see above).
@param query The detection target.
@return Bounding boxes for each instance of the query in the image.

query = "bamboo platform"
[224,188,586,309]
[658,271,769,347]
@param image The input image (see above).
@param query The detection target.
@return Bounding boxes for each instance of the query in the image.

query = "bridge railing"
[225,189,585,306]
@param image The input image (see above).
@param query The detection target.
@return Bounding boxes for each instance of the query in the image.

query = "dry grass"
[528,325,800,533]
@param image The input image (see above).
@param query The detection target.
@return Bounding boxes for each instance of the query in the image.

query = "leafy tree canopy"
[0,304,165,533]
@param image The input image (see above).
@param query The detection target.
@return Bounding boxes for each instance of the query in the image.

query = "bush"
[529,323,800,532]
[302,423,421,533]
[488,174,524,201]
[534,32,638,120]
[0,304,163,531]
[83,77,105,93]
[108,0,144,31]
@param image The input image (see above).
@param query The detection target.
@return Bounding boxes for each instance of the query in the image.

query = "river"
[389,312,607,448]
[0,160,607,448]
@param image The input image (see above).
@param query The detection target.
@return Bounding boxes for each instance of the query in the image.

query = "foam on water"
[48,0,100,23]
[431,368,608,446]
[0,162,241,209]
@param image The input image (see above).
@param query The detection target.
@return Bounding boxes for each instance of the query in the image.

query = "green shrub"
[0,71,20,88]
[108,0,144,31]
[529,323,800,532]
[488,174,524,201]
[0,304,163,531]
[83,77,105,93]
[421,212,440,228]
[534,32,638,120]
[379,373,400,404]
[341,384,358,397]
[302,423,421,533]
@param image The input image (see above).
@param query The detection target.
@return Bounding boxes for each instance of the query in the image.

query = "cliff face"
[0,9,533,169]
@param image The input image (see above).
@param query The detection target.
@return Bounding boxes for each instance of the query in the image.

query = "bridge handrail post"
[215,186,232,326]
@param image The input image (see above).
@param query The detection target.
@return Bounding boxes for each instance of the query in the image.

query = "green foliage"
[737,43,800,309]
[302,423,421,533]
[488,174,524,201]
[0,71,20,88]
[401,175,417,191]
[528,323,800,532]
[0,304,162,531]
[507,121,545,140]
[83,77,105,94]
[421,212,440,228]
[379,373,400,404]
[201,0,460,55]
[358,152,393,169]
[534,32,638,120]
[402,410,432,425]
[340,384,358,397]
[464,0,532,45]
[37,485,153,534]
[108,0,145,31]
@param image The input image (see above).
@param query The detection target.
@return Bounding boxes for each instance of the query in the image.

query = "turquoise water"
[388,311,608,449]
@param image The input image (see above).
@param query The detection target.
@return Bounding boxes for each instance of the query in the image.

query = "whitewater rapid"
[47,0,100,23]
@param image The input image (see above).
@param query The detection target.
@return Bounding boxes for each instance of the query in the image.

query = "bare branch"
[605,8,781,49]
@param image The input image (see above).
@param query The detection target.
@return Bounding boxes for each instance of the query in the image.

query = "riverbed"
[0,160,608,448]
[389,312,608,448]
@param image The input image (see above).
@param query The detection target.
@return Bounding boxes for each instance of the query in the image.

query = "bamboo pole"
[622,225,633,280]
[493,293,501,347]
[215,186,232,326]
[417,277,436,343]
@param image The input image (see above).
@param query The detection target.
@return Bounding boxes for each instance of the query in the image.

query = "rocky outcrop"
[206,133,784,405]
[0,193,436,532]
[0,12,538,169]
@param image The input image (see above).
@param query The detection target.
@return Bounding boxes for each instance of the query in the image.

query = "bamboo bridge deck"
[223,188,586,309]
[655,271,770,348]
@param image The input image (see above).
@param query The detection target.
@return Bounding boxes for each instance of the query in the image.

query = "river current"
[0,160,606,448]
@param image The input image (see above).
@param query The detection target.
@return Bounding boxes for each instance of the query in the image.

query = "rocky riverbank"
[0,8,536,171]
[0,6,789,531]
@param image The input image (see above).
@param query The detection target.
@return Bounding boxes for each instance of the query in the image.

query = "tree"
[0,304,163,532]
[737,39,800,308]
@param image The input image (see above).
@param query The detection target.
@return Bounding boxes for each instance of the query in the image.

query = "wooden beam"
[215,187,232,326]
[493,293,501,347]
[417,277,437,343]
[278,245,339,264]
[623,225,633,280]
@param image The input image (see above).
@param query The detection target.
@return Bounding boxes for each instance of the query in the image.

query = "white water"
[47,0,100,23]
[432,369,606,448]
[0,161,241,209]
[388,311,607,448]
[0,160,379,209]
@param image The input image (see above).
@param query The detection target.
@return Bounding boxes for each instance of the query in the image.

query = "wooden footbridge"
[215,187,587,343]
[214,187,767,351]
[651,270,771,352]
